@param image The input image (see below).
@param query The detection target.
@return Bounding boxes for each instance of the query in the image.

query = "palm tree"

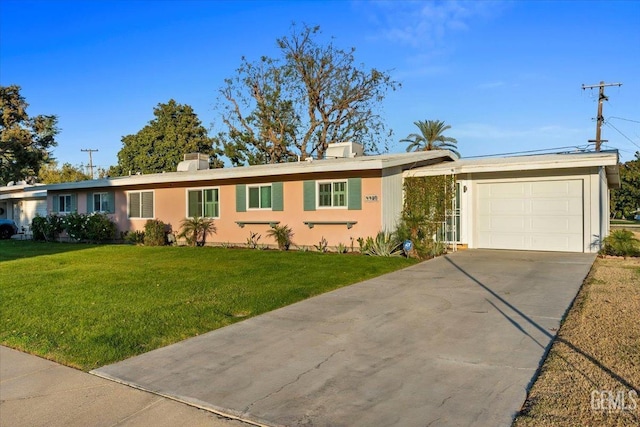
[179,216,217,246]
[401,120,459,157]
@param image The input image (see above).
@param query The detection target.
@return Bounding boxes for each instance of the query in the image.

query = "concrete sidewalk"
[0,346,252,427]
[93,250,596,427]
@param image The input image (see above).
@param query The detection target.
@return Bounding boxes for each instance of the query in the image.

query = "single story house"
[38,143,620,253]
[0,182,47,232]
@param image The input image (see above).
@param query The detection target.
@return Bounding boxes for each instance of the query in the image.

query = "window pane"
[94,194,101,211]
[333,182,346,207]
[141,192,154,218]
[129,193,141,218]
[102,194,110,212]
[204,189,218,217]
[188,190,201,217]
[248,187,260,209]
[260,186,271,208]
[59,196,66,212]
[318,183,332,207]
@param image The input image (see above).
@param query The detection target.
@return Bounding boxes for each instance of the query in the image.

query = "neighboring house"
[36,143,621,253]
[0,182,47,232]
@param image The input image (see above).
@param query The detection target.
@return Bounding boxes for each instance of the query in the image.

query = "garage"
[476,179,584,252]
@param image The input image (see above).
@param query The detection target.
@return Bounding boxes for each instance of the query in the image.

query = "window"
[93,193,110,212]
[318,181,347,208]
[58,195,73,213]
[248,185,272,209]
[128,191,154,218]
[187,188,219,218]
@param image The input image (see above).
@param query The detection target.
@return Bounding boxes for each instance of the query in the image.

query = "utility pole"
[581,81,622,151]
[81,149,99,179]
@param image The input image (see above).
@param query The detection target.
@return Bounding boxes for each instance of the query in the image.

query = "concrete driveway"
[93,250,595,427]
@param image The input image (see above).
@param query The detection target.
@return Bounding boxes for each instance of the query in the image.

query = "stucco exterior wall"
[49,173,384,248]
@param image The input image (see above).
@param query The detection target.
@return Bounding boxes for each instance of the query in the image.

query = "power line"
[605,121,640,150]
[464,145,594,159]
[609,116,640,124]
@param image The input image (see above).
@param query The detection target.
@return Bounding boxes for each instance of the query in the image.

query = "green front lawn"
[0,241,416,370]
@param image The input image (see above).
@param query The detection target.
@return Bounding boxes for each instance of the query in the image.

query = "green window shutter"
[261,186,272,208]
[303,181,316,211]
[188,190,201,217]
[107,192,115,214]
[347,178,362,210]
[236,184,246,212]
[87,193,94,213]
[70,194,78,212]
[272,182,283,211]
[52,195,59,212]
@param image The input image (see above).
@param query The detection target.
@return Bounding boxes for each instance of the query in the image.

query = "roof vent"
[177,153,210,172]
[325,142,364,159]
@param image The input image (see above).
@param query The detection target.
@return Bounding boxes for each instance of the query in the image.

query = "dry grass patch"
[513,257,640,427]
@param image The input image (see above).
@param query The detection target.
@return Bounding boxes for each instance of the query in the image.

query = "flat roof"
[404,151,621,188]
[39,150,457,191]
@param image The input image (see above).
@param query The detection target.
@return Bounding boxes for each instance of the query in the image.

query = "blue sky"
[1,0,639,171]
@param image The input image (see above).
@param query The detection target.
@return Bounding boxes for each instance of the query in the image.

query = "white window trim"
[127,190,155,219]
[185,187,220,219]
[247,184,273,211]
[58,194,73,214]
[316,180,348,209]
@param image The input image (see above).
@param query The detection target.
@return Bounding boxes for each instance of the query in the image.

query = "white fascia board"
[404,152,619,178]
[44,151,456,192]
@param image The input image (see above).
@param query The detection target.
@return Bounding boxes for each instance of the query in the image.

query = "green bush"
[178,216,216,247]
[601,230,640,257]
[362,231,404,257]
[266,224,294,250]
[124,230,145,245]
[85,213,116,243]
[31,214,64,242]
[144,219,167,246]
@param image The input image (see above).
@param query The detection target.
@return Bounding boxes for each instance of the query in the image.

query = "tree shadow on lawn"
[0,240,103,262]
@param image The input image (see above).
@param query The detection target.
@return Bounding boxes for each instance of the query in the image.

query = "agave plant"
[267,224,294,251]
[179,216,216,246]
[363,231,404,257]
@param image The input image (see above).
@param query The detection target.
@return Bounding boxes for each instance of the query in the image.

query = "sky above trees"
[1,0,638,170]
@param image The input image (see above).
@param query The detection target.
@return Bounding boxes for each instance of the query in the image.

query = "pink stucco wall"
[116,175,383,248]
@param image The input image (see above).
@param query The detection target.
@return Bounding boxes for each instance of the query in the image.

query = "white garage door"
[477,180,583,252]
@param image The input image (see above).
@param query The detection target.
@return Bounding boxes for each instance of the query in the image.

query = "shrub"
[315,237,328,253]
[144,219,167,246]
[246,231,261,249]
[85,213,116,243]
[601,229,640,258]
[266,224,294,250]
[31,214,64,242]
[363,231,404,257]
[123,230,145,245]
[178,216,216,247]
[61,212,87,241]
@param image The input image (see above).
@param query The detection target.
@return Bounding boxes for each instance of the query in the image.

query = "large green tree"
[611,152,640,219]
[401,120,459,157]
[112,100,222,176]
[216,24,399,166]
[37,161,91,184]
[0,85,59,185]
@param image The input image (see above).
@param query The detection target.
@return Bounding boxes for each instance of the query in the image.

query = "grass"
[0,240,416,371]
[513,257,640,427]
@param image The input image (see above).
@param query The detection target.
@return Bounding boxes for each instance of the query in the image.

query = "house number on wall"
[365,195,378,202]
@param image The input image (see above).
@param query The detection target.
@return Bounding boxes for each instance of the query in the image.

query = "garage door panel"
[530,198,582,215]
[476,180,583,252]
[530,216,582,233]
